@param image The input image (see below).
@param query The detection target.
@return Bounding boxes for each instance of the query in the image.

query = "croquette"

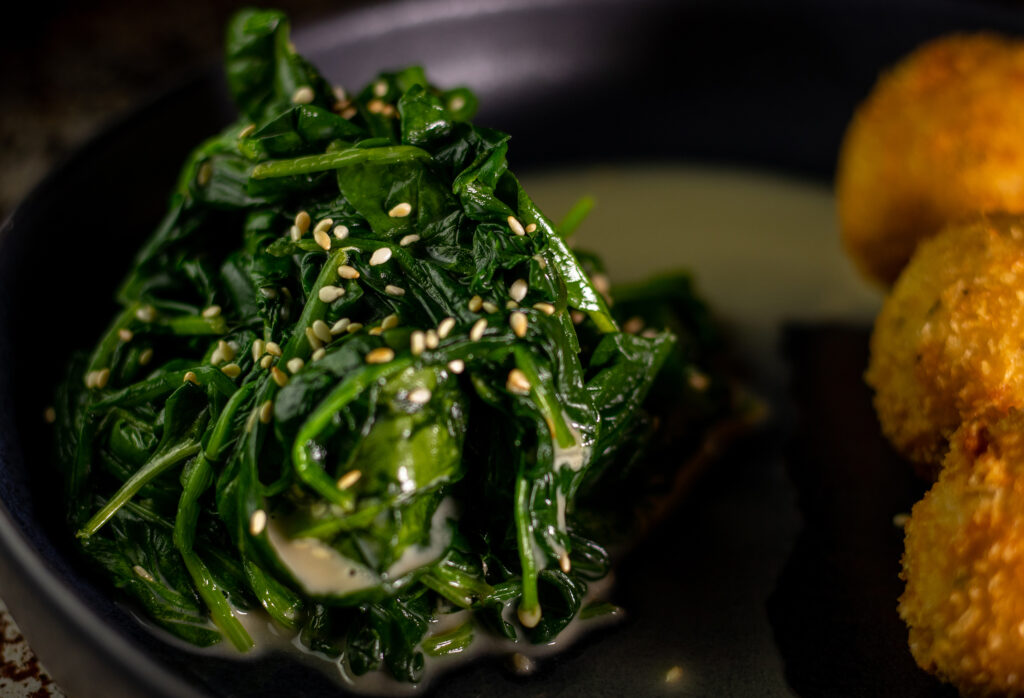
[837,33,1024,286]
[866,214,1024,474]
[900,412,1024,696]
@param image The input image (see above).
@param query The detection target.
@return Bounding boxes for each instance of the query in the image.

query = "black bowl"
[3,1,1023,696]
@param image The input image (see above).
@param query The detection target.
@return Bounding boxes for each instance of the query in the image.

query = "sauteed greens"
[55,8,733,683]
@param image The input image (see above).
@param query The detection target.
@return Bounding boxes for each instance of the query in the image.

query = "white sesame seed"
[218,340,236,362]
[314,228,331,251]
[366,347,395,364]
[337,264,360,279]
[410,330,425,356]
[305,326,324,350]
[623,316,644,334]
[133,565,156,583]
[507,368,531,394]
[399,234,420,247]
[341,105,357,120]
[591,273,611,296]
[385,284,406,297]
[252,339,266,361]
[84,371,96,389]
[265,342,283,357]
[525,223,537,234]
[95,368,111,389]
[571,311,586,324]
[532,254,547,270]
[373,80,388,97]
[437,317,456,339]
[239,123,256,139]
[259,287,278,299]
[689,371,710,391]
[346,322,364,333]
[292,86,314,104]
[271,367,289,387]
[43,406,56,424]
[368,327,383,336]
[118,328,134,342]
[202,305,221,318]
[407,388,432,404]
[197,162,212,187]
[507,216,525,236]
[425,330,439,350]
[139,348,154,366]
[509,279,528,303]
[318,285,346,303]
[287,357,305,374]
[449,95,466,111]
[482,301,499,314]
[259,400,273,424]
[337,469,362,490]
[312,348,326,361]
[368,99,385,114]
[510,312,528,338]
[559,551,571,573]
[381,314,399,330]
[388,202,412,218]
[333,85,347,102]
[470,318,487,342]
[665,667,684,684]
[289,225,301,242]
[369,247,393,266]
[260,355,273,369]
[183,371,198,385]
[447,359,465,374]
[642,329,658,339]
[333,225,350,239]
[533,302,556,316]
[210,347,224,365]
[468,295,483,312]
[221,363,242,378]
[330,318,351,335]
[136,305,156,323]
[314,218,334,236]
[294,211,311,234]
[249,509,268,536]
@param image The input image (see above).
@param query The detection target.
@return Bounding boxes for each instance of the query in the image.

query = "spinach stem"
[251,145,431,180]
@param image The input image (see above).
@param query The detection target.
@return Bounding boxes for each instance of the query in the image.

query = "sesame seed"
[533,302,556,316]
[133,565,156,583]
[507,368,531,394]
[202,305,221,318]
[252,339,266,361]
[368,327,383,336]
[509,279,528,303]
[346,322,364,333]
[83,371,96,389]
[449,95,466,111]
[665,666,684,684]
[136,305,156,323]
[468,295,483,312]
[218,339,236,361]
[408,388,432,404]
[197,162,212,187]
[318,285,345,303]
[183,371,199,385]
[271,367,289,387]
[259,287,278,299]
[289,225,302,242]
[510,312,528,338]
[532,254,547,269]
[294,211,311,234]
[507,216,526,236]
[369,247,392,266]
[385,284,406,297]
[366,347,395,364]
[559,551,572,573]
[43,407,56,424]
[337,264,360,279]
[286,357,305,374]
[571,311,586,324]
[260,355,273,369]
[447,359,465,374]
[330,318,351,335]
[470,318,487,341]
[341,106,357,120]
[239,123,256,138]
[333,224,350,239]
[139,348,154,366]
[259,400,273,424]
[525,223,537,233]
[292,86,314,104]
[381,314,399,330]
[437,317,456,339]
[399,234,420,246]
[410,331,425,356]
[506,300,519,310]
[425,330,439,350]
[305,327,324,350]
[249,509,268,536]
[481,301,499,314]
[312,348,326,361]
[221,363,242,378]
[118,328,134,342]
[623,316,644,334]
[245,409,258,433]
[95,368,111,389]
[642,329,658,338]
[368,98,385,114]
[373,80,388,97]
[591,273,611,296]
[312,320,333,343]
[333,85,347,102]
[314,218,334,235]
[388,202,412,218]
[314,228,332,251]
[337,469,362,490]
[266,341,283,357]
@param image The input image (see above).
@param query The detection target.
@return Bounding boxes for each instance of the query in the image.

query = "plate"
[2,0,1022,695]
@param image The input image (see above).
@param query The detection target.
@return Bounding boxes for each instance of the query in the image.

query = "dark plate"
[2,1,1023,696]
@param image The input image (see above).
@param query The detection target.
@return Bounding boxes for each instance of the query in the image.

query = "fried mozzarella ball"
[866,214,1024,473]
[900,412,1024,696]
[837,33,1024,286]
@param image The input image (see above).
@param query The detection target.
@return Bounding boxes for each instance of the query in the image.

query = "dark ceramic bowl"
[3,1,1024,696]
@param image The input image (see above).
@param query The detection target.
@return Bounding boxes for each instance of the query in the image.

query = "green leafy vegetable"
[55,7,737,684]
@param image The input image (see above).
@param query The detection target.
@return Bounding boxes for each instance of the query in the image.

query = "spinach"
[54,7,736,683]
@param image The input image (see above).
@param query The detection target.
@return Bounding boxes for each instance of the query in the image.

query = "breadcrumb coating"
[837,33,1024,286]
[900,413,1024,696]
[867,214,1024,473]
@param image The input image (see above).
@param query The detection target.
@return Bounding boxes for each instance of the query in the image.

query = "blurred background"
[0,0,371,221]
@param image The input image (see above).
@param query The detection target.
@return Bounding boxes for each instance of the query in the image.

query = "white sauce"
[266,520,379,597]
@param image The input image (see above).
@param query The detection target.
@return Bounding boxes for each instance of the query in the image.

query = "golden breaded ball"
[837,33,1024,286]
[866,214,1024,472]
[900,412,1024,696]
